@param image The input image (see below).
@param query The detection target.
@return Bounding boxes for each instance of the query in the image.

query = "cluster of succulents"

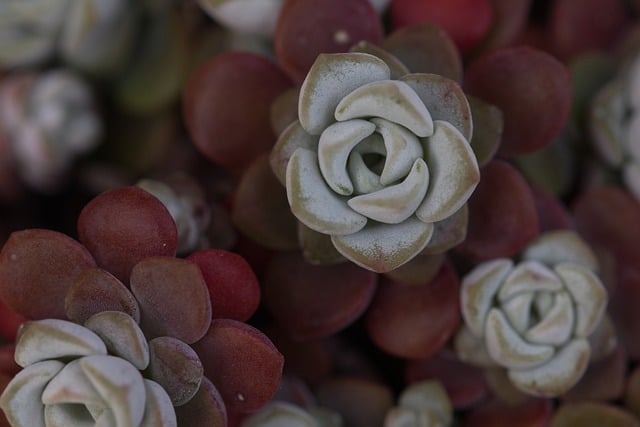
[2,0,640,426]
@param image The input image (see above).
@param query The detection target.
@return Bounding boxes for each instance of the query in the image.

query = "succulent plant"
[270,50,479,272]
[456,230,610,396]
[0,68,101,191]
[384,380,452,427]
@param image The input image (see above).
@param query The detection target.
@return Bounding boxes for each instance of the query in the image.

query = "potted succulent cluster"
[2,0,640,426]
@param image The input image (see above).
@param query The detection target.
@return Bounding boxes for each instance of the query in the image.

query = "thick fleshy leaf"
[348,159,430,224]
[397,380,452,425]
[192,319,284,412]
[421,204,469,254]
[270,120,320,185]
[0,229,96,319]
[140,379,177,427]
[521,230,599,271]
[383,252,445,286]
[508,339,590,397]
[286,148,367,235]
[263,251,377,340]
[366,262,460,359]
[466,96,502,167]
[41,359,103,406]
[416,120,480,223]
[318,119,376,195]
[297,223,347,265]
[381,23,463,82]
[464,396,553,427]
[270,87,300,137]
[498,261,563,301]
[80,355,146,427]
[84,311,149,371]
[332,217,434,272]
[240,401,318,427]
[44,404,96,427]
[145,337,203,407]
[349,41,410,79]
[550,401,640,427]
[232,154,299,251]
[400,73,472,140]
[175,376,227,427]
[0,360,64,427]
[524,291,574,345]
[130,256,211,344]
[460,258,513,337]
[335,80,434,137]
[565,345,626,402]
[373,117,424,184]
[14,319,107,367]
[65,267,140,324]
[77,186,177,283]
[555,263,607,337]
[297,52,390,135]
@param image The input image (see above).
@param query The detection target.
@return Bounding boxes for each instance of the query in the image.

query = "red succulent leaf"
[456,160,539,261]
[145,336,204,406]
[263,251,378,341]
[464,46,571,157]
[550,401,640,427]
[175,376,227,427]
[464,397,553,427]
[182,51,292,169]
[389,0,494,55]
[0,297,26,341]
[0,345,19,376]
[365,261,460,359]
[77,186,178,283]
[64,267,140,324]
[274,0,384,83]
[192,319,284,413]
[531,187,574,233]
[473,0,532,54]
[564,345,627,402]
[186,248,261,322]
[130,256,211,344]
[0,229,95,319]
[405,350,488,408]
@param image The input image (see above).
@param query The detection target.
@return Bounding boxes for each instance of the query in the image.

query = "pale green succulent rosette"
[384,380,452,427]
[271,52,479,273]
[589,52,640,200]
[0,313,183,427]
[457,230,609,397]
[240,401,343,427]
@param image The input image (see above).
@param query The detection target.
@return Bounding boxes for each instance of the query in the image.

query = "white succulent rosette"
[589,52,640,200]
[270,52,479,272]
[0,69,101,192]
[0,313,182,427]
[240,401,343,427]
[384,380,452,427]
[457,230,609,397]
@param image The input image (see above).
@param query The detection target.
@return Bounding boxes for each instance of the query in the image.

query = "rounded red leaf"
[130,256,211,344]
[464,46,571,157]
[365,261,460,359]
[0,298,27,341]
[0,229,96,319]
[192,319,284,413]
[77,186,178,283]
[274,0,384,83]
[175,376,227,427]
[186,249,261,322]
[464,397,553,427]
[182,51,292,169]
[263,251,378,341]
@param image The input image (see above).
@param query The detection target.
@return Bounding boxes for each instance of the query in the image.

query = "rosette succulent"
[456,230,609,396]
[0,313,185,426]
[270,50,480,272]
[589,51,640,200]
[383,380,452,427]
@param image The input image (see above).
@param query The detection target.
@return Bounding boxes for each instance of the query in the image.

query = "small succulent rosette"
[384,380,452,427]
[270,50,480,272]
[456,230,610,397]
[0,312,191,426]
[589,50,640,200]
[0,68,102,192]
[240,401,343,427]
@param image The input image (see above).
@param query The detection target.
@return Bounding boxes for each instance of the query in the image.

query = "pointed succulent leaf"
[41,359,103,406]
[348,151,386,195]
[466,95,503,167]
[286,148,367,235]
[349,41,410,79]
[348,159,430,224]
[44,404,96,427]
[14,319,107,367]
[484,309,554,369]
[299,52,390,135]
[524,291,574,345]
[397,380,452,426]
[554,263,607,337]
[498,260,563,301]
[335,80,434,137]
[383,252,445,286]
[297,222,347,265]
[501,293,534,334]
[0,360,64,427]
[79,355,146,427]
[240,401,319,427]
[416,120,480,223]
[521,230,599,271]
[318,119,376,195]
[371,117,424,185]
[140,380,177,427]
[270,120,320,185]
[508,339,590,397]
[84,311,150,370]
[454,325,497,367]
[420,204,468,255]
[332,218,434,273]
[174,376,227,427]
[400,73,472,141]
[460,259,513,337]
